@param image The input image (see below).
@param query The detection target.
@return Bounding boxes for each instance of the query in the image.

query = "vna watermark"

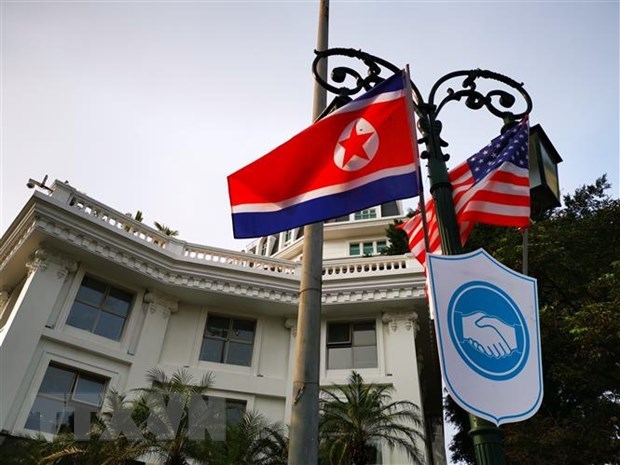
[33,393,230,441]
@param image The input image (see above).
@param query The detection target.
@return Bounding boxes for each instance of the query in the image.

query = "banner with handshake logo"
[427,249,543,425]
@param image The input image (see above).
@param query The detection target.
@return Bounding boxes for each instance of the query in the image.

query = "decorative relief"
[33,217,426,306]
[0,290,10,312]
[284,318,298,336]
[143,290,179,319]
[382,311,419,334]
[26,248,78,280]
[0,219,37,273]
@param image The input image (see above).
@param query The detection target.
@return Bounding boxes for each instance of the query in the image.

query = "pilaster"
[381,311,420,335]
[0,290,10,310]
[381,310,428,464]
[0,290,11,324]
[283,318,297,423]
[0,248,78,431]
[124,290,178,390]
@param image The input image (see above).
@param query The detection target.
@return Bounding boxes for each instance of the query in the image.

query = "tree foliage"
[319,371,425,465]
[384,209,414,256]
[203,411,288,465]
[3,368,288,465]
[446,175,620,465]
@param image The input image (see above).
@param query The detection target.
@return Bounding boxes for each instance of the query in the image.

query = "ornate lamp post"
[312,48,535,465]
[529,124,563,220]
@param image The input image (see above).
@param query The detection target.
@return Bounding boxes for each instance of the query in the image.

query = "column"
[283,318,297,424]
[381,311,429,465]
[0,248,78,430]
[124,290,178,391]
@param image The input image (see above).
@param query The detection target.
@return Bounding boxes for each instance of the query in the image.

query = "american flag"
[400,119,530,268]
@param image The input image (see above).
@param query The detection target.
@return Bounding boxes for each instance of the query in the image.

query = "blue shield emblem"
[427,249,543,425]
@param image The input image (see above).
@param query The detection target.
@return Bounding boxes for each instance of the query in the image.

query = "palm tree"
[154,222,179,237]
[35,368,213,465]
[319,371,425,465]
[36,390,149,465]
[205,411,288,465]
[134,368,214,465]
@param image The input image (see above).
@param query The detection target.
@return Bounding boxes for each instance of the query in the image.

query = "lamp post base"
[468,415,506,465]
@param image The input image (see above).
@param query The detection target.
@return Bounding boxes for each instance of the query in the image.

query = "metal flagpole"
[522,228,529,275]
[287,1,328,464]
[404,65,432,254]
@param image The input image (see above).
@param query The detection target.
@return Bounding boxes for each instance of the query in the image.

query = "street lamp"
[312,48,535,465]
[529,124,563,219]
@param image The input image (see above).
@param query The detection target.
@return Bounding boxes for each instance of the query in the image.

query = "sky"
[1,1,618,461]
[1,1,618,251]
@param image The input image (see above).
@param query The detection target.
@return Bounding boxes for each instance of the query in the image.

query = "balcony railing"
[48,181,420,280]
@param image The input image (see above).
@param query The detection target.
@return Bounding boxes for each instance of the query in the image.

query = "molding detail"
[0,290,10,309]
[284,318,298,336]
[26,248,78,279]
[382,311,419,334]
[143,290,179,319]
[8,207,426,306]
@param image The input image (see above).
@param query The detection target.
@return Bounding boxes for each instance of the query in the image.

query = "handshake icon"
[461,312,518,359]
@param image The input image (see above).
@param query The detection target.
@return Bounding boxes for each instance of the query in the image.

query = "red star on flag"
[338,123,374,167]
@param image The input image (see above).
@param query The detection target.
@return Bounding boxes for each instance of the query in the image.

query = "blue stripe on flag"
[356,72,404,101]
[232,172,419,238]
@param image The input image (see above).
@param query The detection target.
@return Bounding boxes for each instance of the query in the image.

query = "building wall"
[0,184,439,464]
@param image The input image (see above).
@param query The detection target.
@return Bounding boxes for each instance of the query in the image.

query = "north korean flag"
[228,69,421,238]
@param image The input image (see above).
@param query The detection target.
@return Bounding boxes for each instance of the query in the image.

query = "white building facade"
[0,180,444,464]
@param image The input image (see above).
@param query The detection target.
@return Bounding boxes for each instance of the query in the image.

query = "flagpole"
[404,65,432,253]
[421,105,509,464]
[287,1,328,464]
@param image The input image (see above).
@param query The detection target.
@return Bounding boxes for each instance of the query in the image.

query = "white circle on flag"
[333,118,379,171]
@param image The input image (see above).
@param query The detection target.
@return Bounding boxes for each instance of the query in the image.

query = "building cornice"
[1,183,426,308]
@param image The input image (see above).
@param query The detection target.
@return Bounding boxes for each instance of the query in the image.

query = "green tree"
[384,209,414,256]
[154,222,179,237]
[30,369,212,465]
[134,368,214,465]
[23,391,148,465]
[204,411,288,465]
[319,371,425,465]
[445,176,620,465]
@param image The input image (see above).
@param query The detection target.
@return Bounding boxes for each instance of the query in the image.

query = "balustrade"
[48,181,420,280]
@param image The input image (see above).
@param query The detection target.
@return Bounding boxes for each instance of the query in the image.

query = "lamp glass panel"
[541,145,560,198]
[529,141,542,188]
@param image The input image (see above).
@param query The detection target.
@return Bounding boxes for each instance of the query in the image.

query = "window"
[25,364,106,434]
[348,240,389,256]
[206,396,247,426]
[354,209,377,220]
[369,441,383,464]
[284,229,292,244]
[327,321,377,369]
[362,242,374,256]
[349,243,361,256]
[200,315,256,366]
[380,201,400,217]
[66,276,133,341]
[332,214,351,223]
[376,241,388,254]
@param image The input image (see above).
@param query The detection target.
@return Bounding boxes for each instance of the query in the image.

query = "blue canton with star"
[466,123,529,184]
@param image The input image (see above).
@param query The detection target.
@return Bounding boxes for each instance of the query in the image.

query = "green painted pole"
[420,108,507,465]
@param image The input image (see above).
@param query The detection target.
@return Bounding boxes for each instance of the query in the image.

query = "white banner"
[427,249,543,425]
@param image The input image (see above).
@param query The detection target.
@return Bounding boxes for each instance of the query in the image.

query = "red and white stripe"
[400,154,529,269]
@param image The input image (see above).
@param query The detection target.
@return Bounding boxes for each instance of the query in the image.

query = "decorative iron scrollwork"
[429,69,532,120]
[312,48,402,97]
[311,48,532,124]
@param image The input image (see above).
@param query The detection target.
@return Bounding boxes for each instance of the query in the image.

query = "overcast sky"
[1,2,618,462]
[2,0,618,254]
